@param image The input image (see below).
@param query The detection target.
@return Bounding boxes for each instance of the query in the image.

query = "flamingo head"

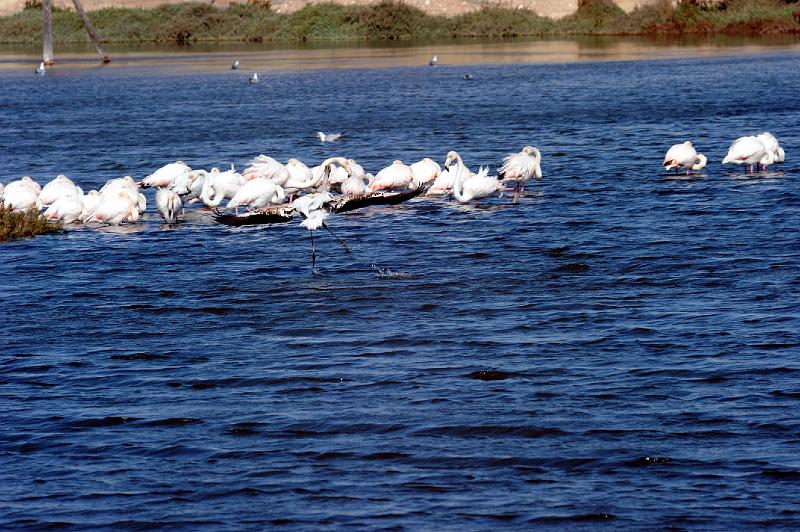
[444,151,459,169]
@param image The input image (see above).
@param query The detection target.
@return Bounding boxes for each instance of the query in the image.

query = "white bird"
[346,159,365,178]
[426,164,463,196]
[0,182,4,200]
[249,72,259,83]
[84,191,140,225]
[43,194,84,224]
[226,178,285,212]
[243,155,289,185]
[35,62,45,75]
[663,141,706,174]
[95,175,145,221]
[410,157,441,186]
[722,136,767,173]
[368,160,414,192]
[231,60,240,70]
[39,175,82,207]
[317,131,345,143]
[445,151,503,204]
[141,161,191,189]
[757,131,785,170]
[340,175,366,195]
[291,188,348,271]
[6,176,42,195]
[155,188,183,224]
[79,190,102,221]
[2,181,41,212]
[429,54,438,66]
[200,168,246,208]
[499,145,542,192]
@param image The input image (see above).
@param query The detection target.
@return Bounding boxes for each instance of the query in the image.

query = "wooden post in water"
[71,0,110,63]
[42,0,54,65]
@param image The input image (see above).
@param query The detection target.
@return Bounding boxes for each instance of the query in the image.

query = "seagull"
[249,72,259,83]
[231,60,240,70]
[317,131,345,142]
[429,55,438,66]
[464,73,473,80]
[35,62,46,75]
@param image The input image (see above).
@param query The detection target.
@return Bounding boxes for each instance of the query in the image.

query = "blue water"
[2,50,800,529]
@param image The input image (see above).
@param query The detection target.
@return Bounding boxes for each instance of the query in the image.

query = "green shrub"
[0,206,62,242]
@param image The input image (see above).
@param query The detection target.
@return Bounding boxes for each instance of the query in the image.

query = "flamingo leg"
[310,230,316,271]
[322,222,349,253]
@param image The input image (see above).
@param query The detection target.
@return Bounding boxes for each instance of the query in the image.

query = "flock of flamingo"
[0,131,788,265]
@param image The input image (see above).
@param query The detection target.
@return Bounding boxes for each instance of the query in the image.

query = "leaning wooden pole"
[71,0,110,63]
[42,0,54,65]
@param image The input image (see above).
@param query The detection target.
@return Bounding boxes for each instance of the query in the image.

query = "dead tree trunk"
[71,0,110,63]
[42,0,54,65]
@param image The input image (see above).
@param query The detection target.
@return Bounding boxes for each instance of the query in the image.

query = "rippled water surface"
[2,48,800,529]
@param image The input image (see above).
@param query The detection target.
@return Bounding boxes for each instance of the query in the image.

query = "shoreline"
[1,36,799,74]
[1,1,799,46]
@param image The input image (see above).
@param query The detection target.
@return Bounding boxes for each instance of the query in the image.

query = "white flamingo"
[2,182,41,212]
[141,161,191,188]
[663,141,706,174]
[410,157,441,186]
[156,188,183,224]
[225,178,285,212]
[499,145,542,192]
[368,160,414,192]
[426,164,464,196]
[722,136,767,173]
[43,194,84,224]
[200,168,246,208]
[39,175,82,206]
[757,132,785,170]
[243,155,289,185]
[340,175,366,195]
[445,151,503,204]
[85,191,140,225]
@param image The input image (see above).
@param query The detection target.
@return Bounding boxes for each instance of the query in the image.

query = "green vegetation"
[0,0,798,44]
[0,206,62,242]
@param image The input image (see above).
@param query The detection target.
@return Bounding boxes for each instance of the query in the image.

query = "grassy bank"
[0,0,798,44]
[0,206,62,242]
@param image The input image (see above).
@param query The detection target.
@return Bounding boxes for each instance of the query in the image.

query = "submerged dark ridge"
[414,425,567,438]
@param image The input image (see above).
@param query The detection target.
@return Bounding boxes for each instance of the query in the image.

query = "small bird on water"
[429,54,438,66]
[35,62,46,75]
[249,72,259,83]
[317,131,345,143]
[231,60,240,70]
[464,73,474,80]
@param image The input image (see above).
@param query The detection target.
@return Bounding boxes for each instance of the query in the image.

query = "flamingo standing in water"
[444,151,503,205]
[156,188,183,224]
[722,136,767,173]
[39,175,82,207]
[663,141,707,175]
[756,132,785,170]
[499,146,542,192]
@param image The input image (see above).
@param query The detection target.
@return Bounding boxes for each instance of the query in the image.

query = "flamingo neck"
[451,156,468,202]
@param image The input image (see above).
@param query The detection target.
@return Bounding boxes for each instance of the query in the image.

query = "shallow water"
[1,48,800,529]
